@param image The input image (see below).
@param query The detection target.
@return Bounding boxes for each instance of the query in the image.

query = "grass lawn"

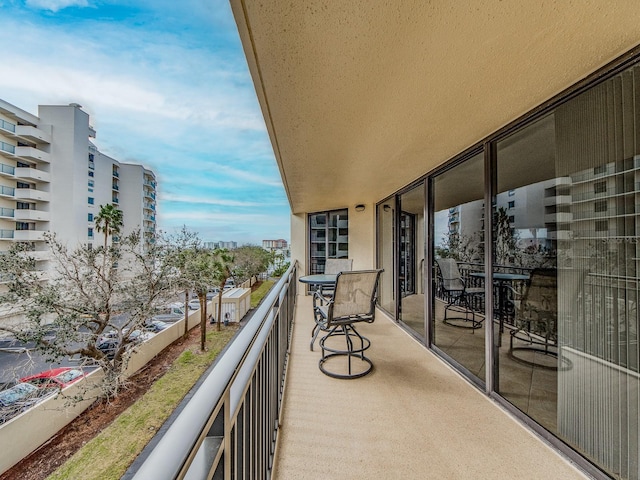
[251,280,274,308]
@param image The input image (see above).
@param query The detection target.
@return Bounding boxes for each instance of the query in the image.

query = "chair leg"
[443,294,482,330]
[319,324,373,379]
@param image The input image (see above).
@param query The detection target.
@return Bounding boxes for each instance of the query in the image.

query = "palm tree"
[94,204,124,248]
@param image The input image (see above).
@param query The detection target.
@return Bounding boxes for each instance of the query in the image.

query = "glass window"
[508,201,515,208]
[308,209,348,274]
[88,228,93,238]
[594,200,607,212]
[494,63,640,478]
[88,213,93,222]
[88,197,94,205]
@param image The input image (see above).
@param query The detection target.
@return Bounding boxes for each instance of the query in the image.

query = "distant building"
[262,239,288,250]
[205,241,238,250]
[0,100,156,324]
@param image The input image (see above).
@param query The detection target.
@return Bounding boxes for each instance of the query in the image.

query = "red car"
[20,367,86,389]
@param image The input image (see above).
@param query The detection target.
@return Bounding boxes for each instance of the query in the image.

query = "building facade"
[0,100,156,290]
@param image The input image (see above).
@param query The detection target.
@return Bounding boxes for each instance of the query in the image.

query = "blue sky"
[0,0,290,245]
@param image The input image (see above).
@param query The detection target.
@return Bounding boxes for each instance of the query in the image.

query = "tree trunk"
[216,289,223,332]
[183,289,189,339]
[200,293,207,351]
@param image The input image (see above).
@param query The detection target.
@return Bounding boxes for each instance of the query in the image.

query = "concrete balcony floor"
[273,293,587,479]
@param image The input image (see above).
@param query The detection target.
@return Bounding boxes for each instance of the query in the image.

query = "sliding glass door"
[398,184,425,338]
[431,153,486,380]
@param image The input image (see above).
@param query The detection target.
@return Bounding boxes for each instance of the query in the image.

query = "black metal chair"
[316,269,383,379]
[509,268,562,368]
[435,258,484,329]
[310,258,353,351]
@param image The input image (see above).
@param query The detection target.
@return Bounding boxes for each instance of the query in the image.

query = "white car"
[188,299,202,310]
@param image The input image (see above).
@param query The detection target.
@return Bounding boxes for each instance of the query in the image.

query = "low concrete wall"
[0,368,105,475]
[0,301,213,475]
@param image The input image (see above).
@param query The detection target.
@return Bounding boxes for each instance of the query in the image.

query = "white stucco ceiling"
[231,1,640,214]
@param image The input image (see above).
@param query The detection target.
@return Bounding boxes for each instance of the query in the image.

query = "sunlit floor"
[272,294,586,479]
[400,294,560,433]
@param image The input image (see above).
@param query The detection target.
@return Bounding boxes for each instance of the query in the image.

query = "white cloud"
[161,193,272,208]
[25,0,88,12]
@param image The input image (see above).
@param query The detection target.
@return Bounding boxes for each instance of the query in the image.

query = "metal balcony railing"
[125,262,298,480]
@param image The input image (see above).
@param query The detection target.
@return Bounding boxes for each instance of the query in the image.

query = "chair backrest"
[519,268,557,319]
[435,258,464,292]
[328,269,383,325]
[324,258,353,275]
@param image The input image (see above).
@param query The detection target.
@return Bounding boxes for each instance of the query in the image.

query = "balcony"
[0,208,14,219]
[14,209,50,222]
[15,167,50,183]
[0,141,15,158]
[0,119,16,136]
[14,230,46,242]
[544,212,572,223]
[544,194,572,206]
[15,125,52,145]
[0,229,13,240]
[0,185,15,197]
[15,188,50,202]
[0,163,15,177]
[129,264,585,479]
[15,146,50,164]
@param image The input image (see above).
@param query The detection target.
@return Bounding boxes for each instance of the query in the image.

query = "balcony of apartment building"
[143,188,155,201]
[0,141,16,159]
[126,263,586,480]
[15,146,50,164]
[0,207,14,220]
[14,208,50,222]
[0,185,15,199]
[15,166,50,183]
[0,162,15,178]
[15,124,52,145]
[14,230,46,242]
[14,186,50,202]
[0,119,17,138]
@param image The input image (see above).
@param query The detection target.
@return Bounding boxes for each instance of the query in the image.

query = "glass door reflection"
[432,153,486,381]
[399,184,426,338]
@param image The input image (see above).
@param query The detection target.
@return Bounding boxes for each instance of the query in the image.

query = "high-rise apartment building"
[0,99,156,289]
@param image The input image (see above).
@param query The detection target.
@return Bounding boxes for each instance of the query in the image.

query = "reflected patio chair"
[310,258,353,350]
[509,268,560,368]
[315,269,383,379]
[435,258,484,329]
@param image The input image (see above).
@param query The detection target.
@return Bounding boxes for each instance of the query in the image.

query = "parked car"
[96,338,119,360]
[188,299,202,310]
[206,289,220,300]
[223,279,235,290]
[144,319,169,332]
[20,367,86,389]
[0,383,40,408]
[0,382,48,424]
[123,328,154,344]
